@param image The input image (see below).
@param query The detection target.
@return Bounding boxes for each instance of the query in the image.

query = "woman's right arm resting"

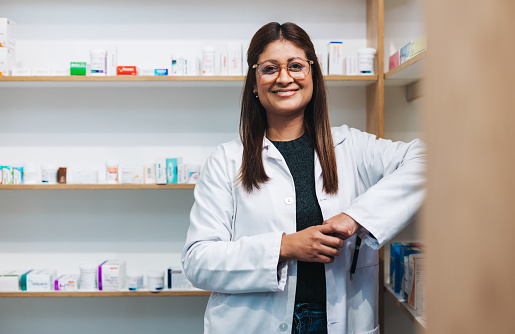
[181,145,287,294]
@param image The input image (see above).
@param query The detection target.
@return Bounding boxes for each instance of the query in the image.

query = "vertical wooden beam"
[366,1,385,333]
[423,0,515,333]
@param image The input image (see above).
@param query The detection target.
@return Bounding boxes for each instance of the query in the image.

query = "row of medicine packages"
[0,18,16,76]
[390,242,426,316]
[388,35,426,71]
[0,261,192,292]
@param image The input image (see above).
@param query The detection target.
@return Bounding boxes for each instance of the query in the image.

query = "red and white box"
[117,66,138,76]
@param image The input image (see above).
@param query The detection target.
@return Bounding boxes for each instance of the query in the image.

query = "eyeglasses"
[253,58,314,82]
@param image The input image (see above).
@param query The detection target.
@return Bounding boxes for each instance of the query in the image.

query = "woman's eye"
[262,65,278,74]
[289,62,304,72]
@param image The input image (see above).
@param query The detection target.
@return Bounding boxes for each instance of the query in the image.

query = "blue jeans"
[291,303,328,334]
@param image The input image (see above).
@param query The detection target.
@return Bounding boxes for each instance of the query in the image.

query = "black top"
[271,133,326,304]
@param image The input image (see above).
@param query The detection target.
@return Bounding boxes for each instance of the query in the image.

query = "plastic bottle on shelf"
[357,48,377,75]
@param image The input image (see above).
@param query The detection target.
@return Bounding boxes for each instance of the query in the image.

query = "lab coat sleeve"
[181,145,287,294]
[342,126,426,249]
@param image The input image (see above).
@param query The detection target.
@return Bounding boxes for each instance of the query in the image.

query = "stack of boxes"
[0,18,16,76]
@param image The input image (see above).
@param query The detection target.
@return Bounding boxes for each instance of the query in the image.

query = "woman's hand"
[323,213,361,240]
[279,224,345,263]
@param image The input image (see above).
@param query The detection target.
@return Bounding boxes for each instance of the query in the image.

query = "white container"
[357,48,377,75]
[79,262,97,291]
[328,42,344,75]
[170,54,185,76]
[202,46,216,75]
[41,164,58,184]
[126,271,144,291]
[106,160,119,184]
[90,49,107,76]
[22,163,37,184]
[147,271,164,291]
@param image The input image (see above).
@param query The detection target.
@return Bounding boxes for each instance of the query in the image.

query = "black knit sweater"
[271,133,326,304]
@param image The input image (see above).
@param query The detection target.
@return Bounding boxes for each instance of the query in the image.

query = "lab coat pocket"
[346,264,379,334]
[355,324,380,334]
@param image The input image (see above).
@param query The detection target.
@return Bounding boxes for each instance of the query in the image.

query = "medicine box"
[98,260,126,291]
[119,165,144,184]
[328,42,344,75]
[407,254,425,310]
[70,62,87,76]
[168,269,191,290]
[117,66,138,75]
[0,18,16,50]
[402,246,422,299]
[390,242,420,293]
[409,35,426,58]
[21,269,57,291]
[227,43,242,75]
[400,42,412,64]
[0,47,15,76]
[155,159,167,185]
[55,274,79,291]
[0,270,28,291]
[11,68,31,76]
[389,50,400,71]
[155,69,168,76]
[166,158,183,184]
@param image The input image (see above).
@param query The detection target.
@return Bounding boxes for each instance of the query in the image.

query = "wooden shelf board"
[0,184,195,190]
[384,285,426,331]
[0,290,211,298]
[384,51,427,85]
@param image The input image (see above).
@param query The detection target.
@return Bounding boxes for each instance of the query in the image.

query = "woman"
[182,22,425,334]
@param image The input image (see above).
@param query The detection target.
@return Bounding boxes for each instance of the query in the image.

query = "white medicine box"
[0,18,16,50]
[99,260,126,291]
[0,47,16,76]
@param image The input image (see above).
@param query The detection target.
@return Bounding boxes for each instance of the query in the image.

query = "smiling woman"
[181,22,426,334]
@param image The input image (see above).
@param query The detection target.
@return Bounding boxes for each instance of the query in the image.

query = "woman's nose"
[275,66,294,85]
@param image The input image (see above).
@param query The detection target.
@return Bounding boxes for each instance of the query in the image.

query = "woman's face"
[254,40,314,122]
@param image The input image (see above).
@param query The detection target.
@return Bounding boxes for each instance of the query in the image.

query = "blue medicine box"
[155,69,168,76]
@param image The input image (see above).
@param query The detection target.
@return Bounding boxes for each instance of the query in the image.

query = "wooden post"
[423,0,515,332]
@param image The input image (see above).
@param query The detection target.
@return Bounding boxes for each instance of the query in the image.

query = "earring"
[253,90,258,98]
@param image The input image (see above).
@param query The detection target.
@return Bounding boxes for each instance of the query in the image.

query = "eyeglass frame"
[252,57,315,82]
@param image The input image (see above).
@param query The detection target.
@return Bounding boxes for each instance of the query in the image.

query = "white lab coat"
[182,124,426,334]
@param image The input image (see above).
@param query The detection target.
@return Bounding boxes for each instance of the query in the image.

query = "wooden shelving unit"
[384,285,426,332]
[0,184,195,190]
[384,51,427,84]
[0,290,210,298]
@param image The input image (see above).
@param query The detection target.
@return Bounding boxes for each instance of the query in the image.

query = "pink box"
[389,51,400,71]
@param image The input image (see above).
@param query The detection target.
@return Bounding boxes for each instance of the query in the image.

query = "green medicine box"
[70,62,87,75]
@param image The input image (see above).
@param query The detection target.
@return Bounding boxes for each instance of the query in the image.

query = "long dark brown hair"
[239,22,338,195]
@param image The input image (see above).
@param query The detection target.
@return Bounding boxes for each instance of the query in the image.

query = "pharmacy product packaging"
[155,159,167,184]
[119,165,144,184]
[55,274,79,291]
[170,54,185,75]
[1,165,12,184]
[415,259,426,316]
[33,68,52,76]
[187,164,201,184]
[117,66,138,76]
[166,158,183,184]
[389,51,400,71]
[176,164,186,184]
[390,242,416,293]
[155,68,168,76]
[407,254,425,310]
[107,45,117,76]
[13,166,23,184]
[328,42,344,75]
[126,271,144,291]
[227,43,242,75]
[345,57,357,75]
[70,62,87,76]
[21,269,57,291]
[184,57,200,76]
[144,164,156,184]
[167,268,192,290]
[0,18,16,50]
[316,52,328,76]
[98,260,126,291]
[409,35,426,58]
[0,47,15,76]
[400,41,412,64]
[11,68,31,76]
[402,246,422,299]
[0,270,28,291]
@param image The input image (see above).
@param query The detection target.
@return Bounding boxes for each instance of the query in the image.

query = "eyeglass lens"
[257,59,311,81]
